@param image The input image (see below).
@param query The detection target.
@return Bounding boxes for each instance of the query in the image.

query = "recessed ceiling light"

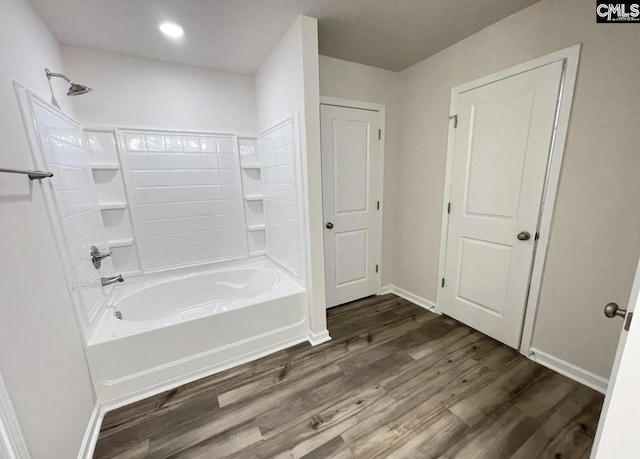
[158,21,184,39]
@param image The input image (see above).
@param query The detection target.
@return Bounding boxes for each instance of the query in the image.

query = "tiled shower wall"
[31,99,111,327]
[85,128,141,275]
[259,117,303,277]
[122,131,247,270]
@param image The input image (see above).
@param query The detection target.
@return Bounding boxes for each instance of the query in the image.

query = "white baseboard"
[308,329,331,346]
[380,284,439,313]
[77,403,104,459]
[379,287,608,394]
[529,347,608,394]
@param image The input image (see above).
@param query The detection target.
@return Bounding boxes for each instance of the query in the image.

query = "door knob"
[604,302,626,319]
[604,302,633,331]
[326,222,334,229]
[517,231,531,241]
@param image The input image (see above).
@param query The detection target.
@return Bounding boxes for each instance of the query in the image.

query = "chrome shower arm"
[45,68,72,83]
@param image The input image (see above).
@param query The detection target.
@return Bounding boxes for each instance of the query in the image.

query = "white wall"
[255,21,305,131]
[0,0,96,457]
[393,0,640,379]
[61,46,256,133]
[255,15,328,339]
[318,56,399,287]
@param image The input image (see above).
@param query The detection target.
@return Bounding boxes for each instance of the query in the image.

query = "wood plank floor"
[94,294,604,459]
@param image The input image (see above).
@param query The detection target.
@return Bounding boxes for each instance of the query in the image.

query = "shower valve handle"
[91,245,112,269]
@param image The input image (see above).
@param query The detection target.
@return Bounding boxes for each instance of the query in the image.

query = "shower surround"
[87,119,311,404]
[20,86,316,405]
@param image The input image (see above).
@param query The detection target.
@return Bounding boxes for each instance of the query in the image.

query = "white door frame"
[0,370,29,458]
[436,44,581,356]
[319,96,386,297]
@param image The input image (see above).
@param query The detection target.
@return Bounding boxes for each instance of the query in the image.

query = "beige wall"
[394,0,640,379]
[318,55,399,286]
[0,0,97,456]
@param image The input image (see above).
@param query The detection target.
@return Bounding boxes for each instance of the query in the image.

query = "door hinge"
[375,264,379,273]
[449,114,458,128]
[377,201,380,210]
[378,129,382,140]
[441,278,445,287]
[447,202,451,214]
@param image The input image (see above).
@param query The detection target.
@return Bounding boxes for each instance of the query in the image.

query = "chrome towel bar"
[0,167,53,180]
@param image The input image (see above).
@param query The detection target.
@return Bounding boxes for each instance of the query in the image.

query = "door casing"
[436,44,581,357]
[0,369,30,459]
[319,96,386,303]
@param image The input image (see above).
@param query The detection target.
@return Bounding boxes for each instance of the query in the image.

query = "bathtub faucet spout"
[101,274,124,287]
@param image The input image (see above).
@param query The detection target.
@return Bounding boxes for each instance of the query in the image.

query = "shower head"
[45,68,92,97]
[67,82,92,96]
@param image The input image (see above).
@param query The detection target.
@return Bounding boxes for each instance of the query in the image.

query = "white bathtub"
[114,267,280,323]
[87,258,309,405]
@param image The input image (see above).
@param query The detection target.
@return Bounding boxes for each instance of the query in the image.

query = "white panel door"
[321,104,380,308]
[440,61,563,348]
[592,257,640,457]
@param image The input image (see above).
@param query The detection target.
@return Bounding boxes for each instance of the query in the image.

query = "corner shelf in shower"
[247,224,266,231]
[241,163,261,170]
[85,127,141,276]
[244,194,263,202]
[99,201,128,211]
[107,238,134,248]
[90,162,120,171]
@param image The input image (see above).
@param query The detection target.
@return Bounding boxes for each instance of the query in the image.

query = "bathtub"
[87,258,308,405]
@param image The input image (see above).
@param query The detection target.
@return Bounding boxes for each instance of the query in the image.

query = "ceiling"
[30,0,542,74]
